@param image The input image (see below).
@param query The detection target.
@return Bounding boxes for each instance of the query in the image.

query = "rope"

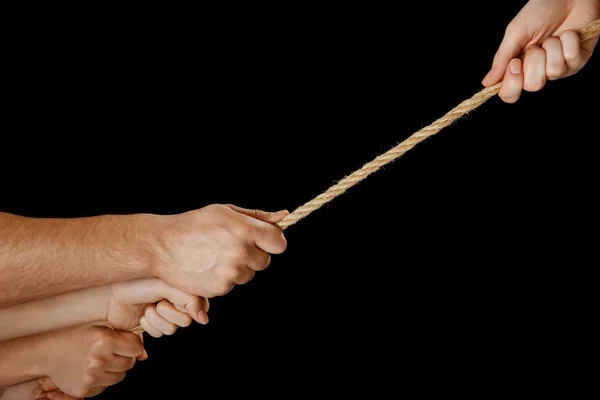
[124,19,600,335]
[276,19,600,231]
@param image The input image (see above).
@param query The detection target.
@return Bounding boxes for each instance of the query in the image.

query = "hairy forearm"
[0,335,46,387]
[0,284,111,341]
[0,212,159,307]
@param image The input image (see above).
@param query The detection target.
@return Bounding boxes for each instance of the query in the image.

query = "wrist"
[129,213,168,278]
[2,334,53,381]
[30,332,56,378]
[134,213,172,279]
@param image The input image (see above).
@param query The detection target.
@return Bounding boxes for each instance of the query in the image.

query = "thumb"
[482,24,526,86]
[225,204,289,224]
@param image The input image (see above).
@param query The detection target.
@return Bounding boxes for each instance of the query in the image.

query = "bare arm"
[0,277,209,341]
[1,204,289,305]
[0,334,46,387]
[0,212,158,307]
[0,284,109,341]
[0,324,143,397]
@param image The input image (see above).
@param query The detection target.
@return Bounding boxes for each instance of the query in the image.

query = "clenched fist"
[482,0,599,103]
[152,204,288,298]
[33,324,144,398]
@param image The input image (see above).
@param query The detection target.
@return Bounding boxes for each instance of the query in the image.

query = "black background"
[1,2,598,397]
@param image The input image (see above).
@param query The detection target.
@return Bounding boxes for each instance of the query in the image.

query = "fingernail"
[509,59,521,74]
[198,310,209,325]
[142,349,148,359]
[46,393,54,400]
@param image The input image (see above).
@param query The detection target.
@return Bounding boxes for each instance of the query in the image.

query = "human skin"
[0,377,78,400]
[482,0,599,103]
[0,277,209,341]
[0,204,288,306]
[0,323,144,398]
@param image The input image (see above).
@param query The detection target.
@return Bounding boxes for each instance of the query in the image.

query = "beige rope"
[276,19,600,231]
[123,19,599,336]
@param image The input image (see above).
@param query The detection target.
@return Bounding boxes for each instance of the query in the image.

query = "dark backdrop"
[1,2,597,397]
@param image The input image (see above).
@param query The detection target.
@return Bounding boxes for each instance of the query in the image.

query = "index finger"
[225,204,289,224]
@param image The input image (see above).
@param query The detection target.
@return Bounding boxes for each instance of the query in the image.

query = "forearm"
[0,335,46,387]
[0,285,111,341]
[0,212,159,307]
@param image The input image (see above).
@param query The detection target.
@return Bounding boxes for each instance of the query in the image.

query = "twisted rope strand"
[276,19,600,231]
[125,20,599,335]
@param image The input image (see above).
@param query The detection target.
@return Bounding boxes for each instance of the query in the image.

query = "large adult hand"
[482,0,599,103]
[153,204,288,298]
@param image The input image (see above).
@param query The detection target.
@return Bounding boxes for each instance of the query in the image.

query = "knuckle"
[523,79,544,92]
[180,315,193,327]
[190,296,202,309]
[133,342,144,356]
[238,270,253,284]
[155,300,170,314]
[209,203,227,213]
[164,324,178,335]
[93,336,110,350]
[546,67,564,80]
[127,357,137,370]
[87,387,107,397]
[216,281,234,296]
[559,29,577,42]
[499,93,518,104]
[73,387,91,398]
[234,221,253,237]
[528,46,544,57]
[94,328,113,343]
[542,36,559,49]
[145,304,158,318]
[563,51,577,62]
[114,372,127,384]
[252,254,271,271]
[279,235,288,252]
[220,265,241,282]
[82,373,95,387]
[183,297,203,316]
[234,244,251,261]
[272,233,287,254]
[88,355,105,369]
